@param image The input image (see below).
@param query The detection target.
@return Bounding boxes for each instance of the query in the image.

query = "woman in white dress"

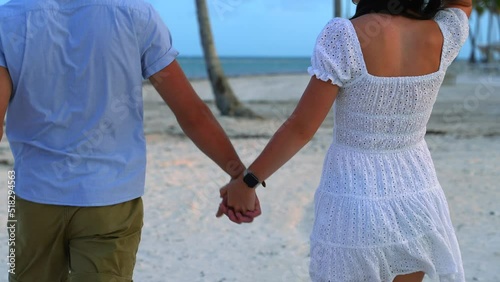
[217,0,472,281]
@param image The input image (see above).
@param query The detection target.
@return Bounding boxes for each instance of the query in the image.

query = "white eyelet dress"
[307,8,469,282]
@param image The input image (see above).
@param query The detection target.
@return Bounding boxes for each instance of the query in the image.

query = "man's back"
[0,0,178,206]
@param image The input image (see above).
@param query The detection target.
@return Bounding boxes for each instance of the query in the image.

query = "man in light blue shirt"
[1,0,176,206]
[0,0,259,280]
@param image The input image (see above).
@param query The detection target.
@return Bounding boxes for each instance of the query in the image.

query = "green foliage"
[472,0,499,14]
[473,0,486,15]
[475,4,485,15]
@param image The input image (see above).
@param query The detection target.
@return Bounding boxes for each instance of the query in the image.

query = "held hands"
[216,178,262,224]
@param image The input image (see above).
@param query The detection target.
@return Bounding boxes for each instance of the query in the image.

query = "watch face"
[243,173,259,188]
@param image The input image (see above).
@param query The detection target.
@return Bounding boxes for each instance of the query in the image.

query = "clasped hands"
[215,175,262,224]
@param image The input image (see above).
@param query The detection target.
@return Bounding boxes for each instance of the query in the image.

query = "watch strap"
[243,170,266,188]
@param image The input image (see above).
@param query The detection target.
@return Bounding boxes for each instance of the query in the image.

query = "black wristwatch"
[243,169,266,188]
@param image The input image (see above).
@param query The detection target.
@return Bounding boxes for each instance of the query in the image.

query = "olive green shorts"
[8,196,143,282]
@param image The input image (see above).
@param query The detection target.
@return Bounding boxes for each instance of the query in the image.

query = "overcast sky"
[1,0,492,59]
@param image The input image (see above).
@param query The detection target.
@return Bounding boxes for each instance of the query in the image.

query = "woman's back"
[351,14,444,78]
[308,8,469,151]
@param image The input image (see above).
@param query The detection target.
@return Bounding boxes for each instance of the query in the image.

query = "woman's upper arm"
[290,77,339,136]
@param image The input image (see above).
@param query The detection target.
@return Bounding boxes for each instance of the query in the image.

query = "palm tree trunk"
[469,25,477,63]
[486,9,494,62]
[495,11,500,57]
[335,0,343,18]
[470,9,484,63]
[496,0,500,44]
[497,14,500,49]
[195,0,257,117]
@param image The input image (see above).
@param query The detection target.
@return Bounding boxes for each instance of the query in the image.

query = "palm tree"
[483,0,500,62]
[486,1,495,61]
[495,0,500,37]
[195,0,256,117]
[469,0,500,62]
[334,0,343,18]
[493,0,500,59]
[469,0,486,63]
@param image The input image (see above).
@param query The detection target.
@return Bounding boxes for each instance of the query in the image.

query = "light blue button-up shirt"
[0,0,178,206]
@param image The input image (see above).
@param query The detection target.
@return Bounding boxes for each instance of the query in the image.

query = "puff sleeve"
[434,8,470,67]
[308,18,362,87]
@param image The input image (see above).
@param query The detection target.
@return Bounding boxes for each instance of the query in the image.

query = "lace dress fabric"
[307,8,469,282]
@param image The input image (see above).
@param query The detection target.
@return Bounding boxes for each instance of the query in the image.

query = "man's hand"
[216,193,262,224]
[220,178,256,213]
[216,179,262,224]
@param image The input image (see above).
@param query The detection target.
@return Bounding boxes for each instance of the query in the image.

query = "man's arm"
[149,60,245,179]
[0,67,12,141]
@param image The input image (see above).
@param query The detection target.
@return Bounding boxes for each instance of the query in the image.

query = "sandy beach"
[0,64,499,281]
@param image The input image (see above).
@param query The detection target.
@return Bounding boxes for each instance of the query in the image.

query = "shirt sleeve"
[138,4,179,79]
[308,18,361,88]
[434,8,469,67]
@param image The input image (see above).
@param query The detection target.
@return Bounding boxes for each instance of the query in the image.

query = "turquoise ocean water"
[177,57,311,79]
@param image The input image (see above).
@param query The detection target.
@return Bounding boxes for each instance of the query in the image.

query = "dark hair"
[351,0,443,20]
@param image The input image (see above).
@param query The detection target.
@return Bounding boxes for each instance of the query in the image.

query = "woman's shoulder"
[316,17,355,43]
[321,17,352,30]
[310,17,364,87]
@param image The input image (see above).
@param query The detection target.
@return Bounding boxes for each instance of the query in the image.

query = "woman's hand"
[219,178,256,213]
[216,192,262,224]
[215,177,263,224]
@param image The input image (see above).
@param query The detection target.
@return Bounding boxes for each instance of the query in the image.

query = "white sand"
[0,69,499,281]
